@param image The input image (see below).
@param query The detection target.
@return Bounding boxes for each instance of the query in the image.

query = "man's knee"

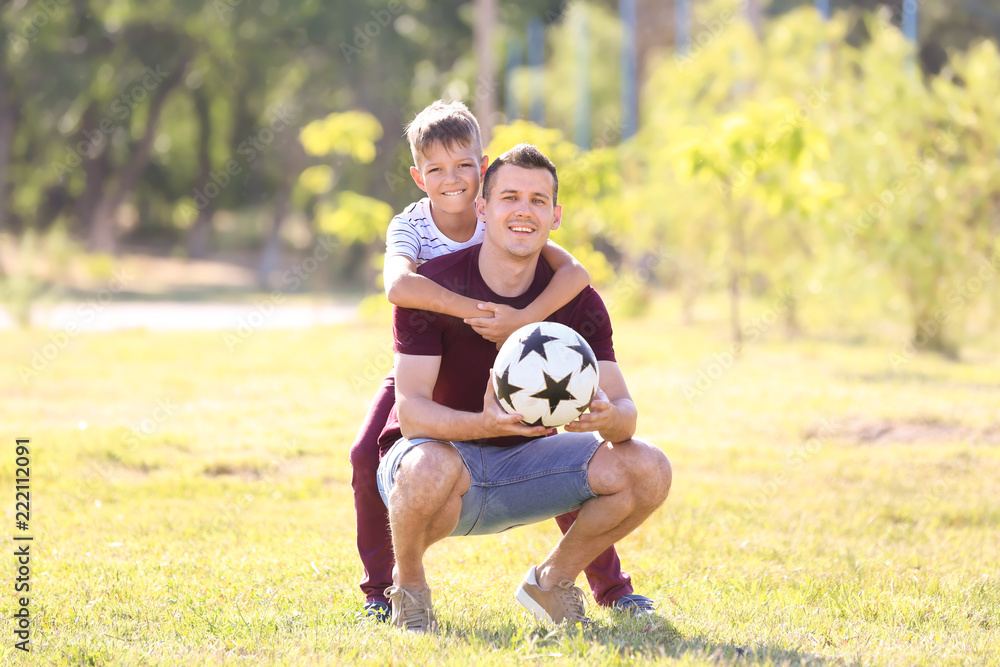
[629,438,672,504]
[391,441,469,508]
[589,437,671,504]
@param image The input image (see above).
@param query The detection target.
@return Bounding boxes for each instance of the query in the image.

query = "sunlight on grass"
[1,295,997,665]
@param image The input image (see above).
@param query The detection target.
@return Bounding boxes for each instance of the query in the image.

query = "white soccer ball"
[492,321,600,428]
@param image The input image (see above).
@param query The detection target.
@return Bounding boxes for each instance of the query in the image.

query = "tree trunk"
[256,138,306,288]
[185,88,215,259]
[474,0,498,147]
[76,104,111,237]
[87,57,190,253]
[728,197,746,344]
[0,46,13,276]
[745,0,764,37]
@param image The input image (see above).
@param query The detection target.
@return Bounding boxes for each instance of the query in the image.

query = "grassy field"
[1,294,998,665]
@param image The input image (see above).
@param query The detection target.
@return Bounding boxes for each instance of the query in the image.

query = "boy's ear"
[479,154,489,179]
[409,165,427,193]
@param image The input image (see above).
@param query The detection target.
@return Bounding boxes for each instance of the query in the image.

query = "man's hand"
[481,372,549,439]
[563,388,619,438]
[464,303,528,346]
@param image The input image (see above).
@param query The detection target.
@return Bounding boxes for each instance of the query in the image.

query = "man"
[376,143,672,632]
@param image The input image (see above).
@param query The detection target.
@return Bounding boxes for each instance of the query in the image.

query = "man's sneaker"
[384,584,436,633]
[361,599,390,622]
[514,566,590,625]
[612,594,657,616]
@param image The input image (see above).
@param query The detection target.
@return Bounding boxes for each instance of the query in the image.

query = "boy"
[349,100,654,621]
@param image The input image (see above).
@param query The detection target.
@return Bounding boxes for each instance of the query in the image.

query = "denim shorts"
[377,432,604,536]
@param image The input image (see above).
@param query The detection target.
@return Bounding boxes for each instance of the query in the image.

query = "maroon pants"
[349,373,634,606]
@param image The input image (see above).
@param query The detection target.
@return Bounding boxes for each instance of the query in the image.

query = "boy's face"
[410,141,488,218]
[476,164,562,260]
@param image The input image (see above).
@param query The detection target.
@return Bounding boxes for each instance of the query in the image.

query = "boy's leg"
[554,510,633,606]
[348,374,396,604]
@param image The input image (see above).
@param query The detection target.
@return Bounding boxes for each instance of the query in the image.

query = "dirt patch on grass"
[805,417,1000,445]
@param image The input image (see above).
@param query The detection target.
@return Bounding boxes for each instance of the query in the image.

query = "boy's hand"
[464,302,529,345]
[481,373,549,438]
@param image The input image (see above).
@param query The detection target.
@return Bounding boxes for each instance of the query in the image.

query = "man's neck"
[428,201,477,243]
[477,241,539,297]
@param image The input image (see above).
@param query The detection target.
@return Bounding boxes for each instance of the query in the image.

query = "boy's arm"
[465,240,590,344]
[527,240,591,321]
[384,254,484,320]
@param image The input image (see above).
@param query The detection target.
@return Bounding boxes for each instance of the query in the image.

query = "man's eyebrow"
[497,188,551,200]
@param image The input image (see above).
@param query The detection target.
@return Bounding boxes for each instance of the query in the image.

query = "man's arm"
[395,353,548,442]
[384,254,483,320]
[464,240,590,344]
[562,360,637,443]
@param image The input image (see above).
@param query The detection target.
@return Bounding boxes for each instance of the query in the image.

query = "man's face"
[476,164,562,259]
[410,141,487,217]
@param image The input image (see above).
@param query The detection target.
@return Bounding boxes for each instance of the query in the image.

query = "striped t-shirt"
[385,197,485,265]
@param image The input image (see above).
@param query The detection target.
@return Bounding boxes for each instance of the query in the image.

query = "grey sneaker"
[384,584,436,633]
[612,594,657,616]
[514,566,590,625]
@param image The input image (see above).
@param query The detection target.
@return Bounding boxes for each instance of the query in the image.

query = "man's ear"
[551,204,563,231]
[409,165,427,193]
[476,195,487,220]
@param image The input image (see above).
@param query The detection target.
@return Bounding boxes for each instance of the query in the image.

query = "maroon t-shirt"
[379,244,616,449]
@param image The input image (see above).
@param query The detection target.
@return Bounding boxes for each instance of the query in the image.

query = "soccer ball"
[492,321,600,428]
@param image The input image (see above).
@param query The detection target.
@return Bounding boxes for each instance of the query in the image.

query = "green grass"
[1,294,998,665]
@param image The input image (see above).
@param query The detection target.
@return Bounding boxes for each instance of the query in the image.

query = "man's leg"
[534,438,671,591]
[381,439,471,632]
[348,375,396,609]
[554,511,634,606]
[388,441,471,589]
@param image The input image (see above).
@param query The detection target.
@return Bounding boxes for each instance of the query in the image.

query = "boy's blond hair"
[404,100,483,167]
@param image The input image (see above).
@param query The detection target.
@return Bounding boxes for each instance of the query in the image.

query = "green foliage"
[315,191,392,245]
[300,110,384,163]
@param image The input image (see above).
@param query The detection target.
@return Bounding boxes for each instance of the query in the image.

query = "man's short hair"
[405,100,483,167]
[482,143,559,206]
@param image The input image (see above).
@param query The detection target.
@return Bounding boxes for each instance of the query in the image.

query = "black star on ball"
[518,327,557,362]
[568,336,597,373]
[530,371,577,413]
[522,415,546,427]
[494,368,524,405]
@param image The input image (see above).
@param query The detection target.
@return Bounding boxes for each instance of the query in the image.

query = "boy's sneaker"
[384,584,436,633]
[361,599,391,622]
[612,594,657,616]
[514,566,590,625]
